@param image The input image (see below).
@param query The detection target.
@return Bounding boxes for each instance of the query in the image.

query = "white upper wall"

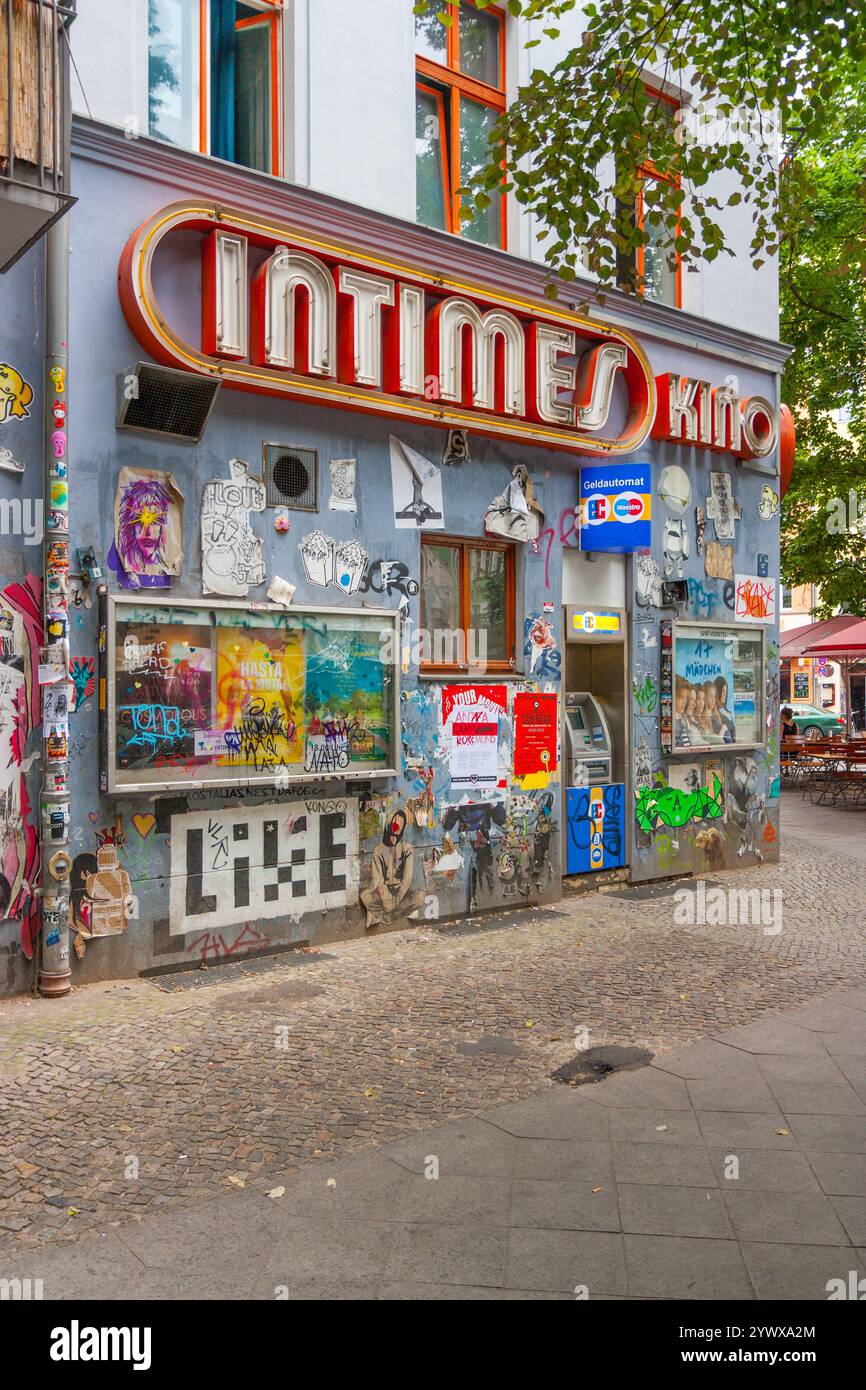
[71,0,778,341]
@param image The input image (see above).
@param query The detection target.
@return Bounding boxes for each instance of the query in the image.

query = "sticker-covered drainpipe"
[38,216,72,998]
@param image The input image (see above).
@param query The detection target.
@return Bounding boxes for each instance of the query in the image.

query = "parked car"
[789,704,847,738]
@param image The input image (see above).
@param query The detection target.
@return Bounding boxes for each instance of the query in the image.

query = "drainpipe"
[37,214,72,998]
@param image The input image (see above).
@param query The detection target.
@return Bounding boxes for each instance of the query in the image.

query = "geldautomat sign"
[578,462,652,552]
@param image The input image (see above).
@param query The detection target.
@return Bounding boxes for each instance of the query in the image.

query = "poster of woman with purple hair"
[109,467,185,588]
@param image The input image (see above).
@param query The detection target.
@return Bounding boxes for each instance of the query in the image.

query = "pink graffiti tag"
[536,507,580,588]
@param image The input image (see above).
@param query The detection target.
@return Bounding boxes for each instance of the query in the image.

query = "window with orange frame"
[147,0,282,177]
[634,88,682,308]
[414,1,507,249]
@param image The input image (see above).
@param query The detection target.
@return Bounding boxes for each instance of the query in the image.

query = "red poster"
[441,683,508,725]
[513,692,558,776]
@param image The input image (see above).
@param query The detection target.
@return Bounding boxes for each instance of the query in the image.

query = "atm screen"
[568,709,586,732]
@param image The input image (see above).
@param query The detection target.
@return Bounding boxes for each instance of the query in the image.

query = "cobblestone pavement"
[0,793,863,1257]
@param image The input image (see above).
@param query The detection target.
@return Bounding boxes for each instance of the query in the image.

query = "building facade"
[0,1,790,995]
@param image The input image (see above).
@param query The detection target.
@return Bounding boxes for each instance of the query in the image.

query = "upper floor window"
[634,89,682,308]
[414,2,506,249]
[148,0,281,176]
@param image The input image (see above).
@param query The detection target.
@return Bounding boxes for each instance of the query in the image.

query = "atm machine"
[563,607,627,875]
[563,693,614,788]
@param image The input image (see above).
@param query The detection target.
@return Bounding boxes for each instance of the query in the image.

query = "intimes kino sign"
[119,200,778,460]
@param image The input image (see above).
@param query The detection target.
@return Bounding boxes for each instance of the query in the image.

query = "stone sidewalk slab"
[4,981,865,1300]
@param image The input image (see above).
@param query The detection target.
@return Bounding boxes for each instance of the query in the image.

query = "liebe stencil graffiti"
[168,800,358,935]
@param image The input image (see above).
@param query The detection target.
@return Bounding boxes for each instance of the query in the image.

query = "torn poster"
[484,465,544,543]
[266,575,296,606]
[441,683,508,726]
[329,458,357,512]
[389,436,444,529]
[704,540,734,581]
[450,720,499,792]
[706,472,742,541]
[201,457,266,596]
[0,574,43,957]
[111,466,184,589]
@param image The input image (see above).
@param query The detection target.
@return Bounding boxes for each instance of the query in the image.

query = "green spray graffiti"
[632,672,658,714]
[635,775,725,833]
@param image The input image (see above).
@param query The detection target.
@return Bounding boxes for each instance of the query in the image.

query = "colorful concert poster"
[304,625,389,763]
[115,622,212,769]
[215,625,305,765]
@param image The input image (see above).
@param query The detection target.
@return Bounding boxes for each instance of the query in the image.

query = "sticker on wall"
[657,465,692,515]
[635,551,663,607]
[757,553,769,578]
[266,575,296,606]
[706,472,742,541]
[110,466,184,590]
[70,823,137,939]
[758,485,779,520]
[704,540,734,581]
[389,436,444,529]
[524,616,561,679]
[666,763,702,793]
[298,532,368,594]
[201,457,266,596]
[0,447,24,474]
[361,808,425,929]
[694,506,706,557]
[328,458,357,513]
[484,465,544,543]
[169,800,358,935]
[0,362,34,423]
[69,656,96,711]
[443,429,470,466]
[662,518,689,579]
[727,756,766,860]
[42,680,71,727]
[734,574,777,624]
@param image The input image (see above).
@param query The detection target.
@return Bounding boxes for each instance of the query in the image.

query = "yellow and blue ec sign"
[579,462,652,553]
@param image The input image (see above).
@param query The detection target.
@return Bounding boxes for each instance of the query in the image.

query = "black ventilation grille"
[263,443,318,511]
[116,364,221,443]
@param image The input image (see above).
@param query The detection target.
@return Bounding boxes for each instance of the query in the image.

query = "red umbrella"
[803,619,866,736]
[803,617,866,658]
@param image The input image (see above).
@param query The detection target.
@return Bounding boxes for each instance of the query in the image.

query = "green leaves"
[412,0,864,314]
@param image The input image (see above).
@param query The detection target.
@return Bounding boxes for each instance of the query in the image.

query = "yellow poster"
[215,627,305,767]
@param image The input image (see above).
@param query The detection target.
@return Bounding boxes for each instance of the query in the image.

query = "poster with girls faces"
[674,629,738,750]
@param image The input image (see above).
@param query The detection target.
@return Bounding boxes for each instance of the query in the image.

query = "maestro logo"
[583,489,648,526]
